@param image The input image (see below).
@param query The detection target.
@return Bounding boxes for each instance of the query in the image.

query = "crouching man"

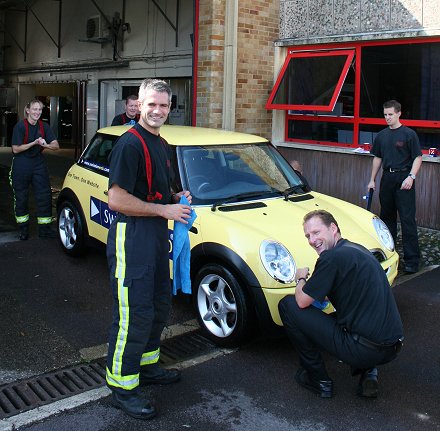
[279,210,403,398]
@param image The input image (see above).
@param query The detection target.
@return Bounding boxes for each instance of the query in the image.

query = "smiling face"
[383,107,401,129]
[26,101,43,125]
[138,89,171,135]
[125,99,139,119]
[303,216,341,255]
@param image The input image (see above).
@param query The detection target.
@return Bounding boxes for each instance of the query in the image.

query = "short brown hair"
[383,99,401,113]
[126,94,138,103]
[303,210,341,234]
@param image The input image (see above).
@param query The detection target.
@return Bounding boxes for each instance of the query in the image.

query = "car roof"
[96,125,269,146]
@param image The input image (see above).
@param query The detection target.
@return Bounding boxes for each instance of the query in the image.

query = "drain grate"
[0,330,216,419]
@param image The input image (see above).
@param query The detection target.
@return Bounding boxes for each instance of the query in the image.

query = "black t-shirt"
[303,239,403,344]
[371,125,422,170]
[12,120,56,158]
[108,123,174,205]
[111,113,140,126]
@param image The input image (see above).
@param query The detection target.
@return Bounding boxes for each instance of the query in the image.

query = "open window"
[266,50,355,112]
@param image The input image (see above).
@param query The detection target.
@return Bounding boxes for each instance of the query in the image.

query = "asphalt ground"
[1,266,438,431]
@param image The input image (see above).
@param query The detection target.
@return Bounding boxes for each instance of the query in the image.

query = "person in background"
[367,99,422,274]
[279,210,403,399]
[10,99,59,240]
[111,94,140,126]
[106,79,192,420]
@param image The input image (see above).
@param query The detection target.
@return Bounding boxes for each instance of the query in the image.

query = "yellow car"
[57,125,399,346]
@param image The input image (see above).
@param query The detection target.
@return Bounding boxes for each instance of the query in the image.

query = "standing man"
[279,210,403,399]
[10,99,59,240]
[111,94,140,125]
[368,100,422,274]
[106,79,192,420]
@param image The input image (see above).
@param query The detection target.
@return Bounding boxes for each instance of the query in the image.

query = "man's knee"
[278,295,299,321]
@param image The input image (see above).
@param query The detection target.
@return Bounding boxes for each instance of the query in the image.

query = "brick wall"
[197,0,279,139]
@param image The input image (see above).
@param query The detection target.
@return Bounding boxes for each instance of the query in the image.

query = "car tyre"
[193,263,253,347]
[57,200,87,256]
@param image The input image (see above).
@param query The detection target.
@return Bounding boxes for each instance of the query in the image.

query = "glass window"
[266,50,355,111]
[288,120,354,145]
[79,133,116,175]
[360,43,440,121]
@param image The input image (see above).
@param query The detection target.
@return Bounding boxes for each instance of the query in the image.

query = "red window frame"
[266,50,355,111]
[269,38,440,153]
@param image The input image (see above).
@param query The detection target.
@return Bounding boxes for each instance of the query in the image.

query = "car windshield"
[179,143,308,205]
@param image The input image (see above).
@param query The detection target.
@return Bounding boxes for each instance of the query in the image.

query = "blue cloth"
[172,195,197,295]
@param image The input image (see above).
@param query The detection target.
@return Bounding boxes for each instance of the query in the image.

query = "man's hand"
[367,180,375,191]
[162,203,192,223]
[295,267,310,281]
[400,177,414,190]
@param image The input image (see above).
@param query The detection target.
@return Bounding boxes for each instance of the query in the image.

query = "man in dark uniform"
[106,79,192,420]
[368,100,422,274]
[279,210,403,399]
[111,94,140,126]
[10,99,59,240]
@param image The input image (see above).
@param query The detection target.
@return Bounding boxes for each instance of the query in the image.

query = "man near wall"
[367,100,422,274]
[111,94,140,126]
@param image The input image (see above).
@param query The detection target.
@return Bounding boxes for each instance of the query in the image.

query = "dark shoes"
[357,367,378,398]
[111,391,156,420]
[18,225,29,241]
[403,265,418,274]
[295,368,333,398]
[139,365,181,386]
[38,225,58,238]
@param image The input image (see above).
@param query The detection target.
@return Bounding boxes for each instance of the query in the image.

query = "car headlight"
[372,217,394,251]
[259,240,296,283]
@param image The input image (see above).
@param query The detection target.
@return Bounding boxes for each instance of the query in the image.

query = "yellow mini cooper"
[57,125,398,347]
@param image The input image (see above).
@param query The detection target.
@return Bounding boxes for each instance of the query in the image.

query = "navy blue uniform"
[106,123,175,393]
[371,125,422,268]
[111,113,140,126]
[9,120,56,227]
[279,239,403,379]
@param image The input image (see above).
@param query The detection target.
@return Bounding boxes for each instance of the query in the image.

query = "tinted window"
[79,134,116,175]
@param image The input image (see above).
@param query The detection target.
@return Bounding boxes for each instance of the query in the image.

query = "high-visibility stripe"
[37,216,52,224]
[16,214,29,223]
[140,348,160,366]
[115,222,127,280]
[106,367,139,390]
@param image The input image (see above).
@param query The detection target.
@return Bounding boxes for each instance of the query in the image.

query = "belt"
[384,167,409,173]
[352,333,404,353]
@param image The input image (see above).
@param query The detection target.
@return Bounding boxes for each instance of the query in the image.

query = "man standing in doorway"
[111,94,140,126]
[367,100,422,274]
[106,79,192,420]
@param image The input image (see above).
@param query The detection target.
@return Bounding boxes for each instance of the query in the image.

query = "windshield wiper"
[211,191,267,212]
[282,184,306,200]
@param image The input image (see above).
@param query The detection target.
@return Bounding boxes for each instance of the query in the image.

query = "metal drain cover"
[0,330,216,419]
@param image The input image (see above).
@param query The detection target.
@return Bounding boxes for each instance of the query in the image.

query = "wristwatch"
[408,173,416,180]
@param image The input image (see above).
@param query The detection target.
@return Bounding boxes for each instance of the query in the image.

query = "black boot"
[18,224,29,241]
[38,224,57,238]
[111,391,156,420]
[139,363,181,385]
[357,367,378,398]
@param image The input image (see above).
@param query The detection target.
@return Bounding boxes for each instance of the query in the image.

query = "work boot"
[38,224,57,238]
[18,224,29,241]
[111,391,156,420]
[357,367,378,398]
[139,363,181,386]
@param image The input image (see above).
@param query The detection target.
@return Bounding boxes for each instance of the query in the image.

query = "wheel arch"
[56,188,89,238]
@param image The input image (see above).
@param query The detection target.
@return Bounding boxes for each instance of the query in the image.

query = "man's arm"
[367,156,382,191]
[41,138,59,151]
[108,184,191,223]
[294,267,314,308]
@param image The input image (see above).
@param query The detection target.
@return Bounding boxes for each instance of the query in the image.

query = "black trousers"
[379,171,420,267]
[278,296,397,380]
[106,215,171,393]
[10,155,52,225]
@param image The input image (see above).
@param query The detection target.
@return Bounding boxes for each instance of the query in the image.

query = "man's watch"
[408,173,416,180]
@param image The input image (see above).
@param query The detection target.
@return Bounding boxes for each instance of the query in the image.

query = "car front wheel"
[194,263,253,347]
[57,200,86,256]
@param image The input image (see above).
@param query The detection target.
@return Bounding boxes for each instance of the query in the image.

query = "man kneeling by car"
[279,210,403,398]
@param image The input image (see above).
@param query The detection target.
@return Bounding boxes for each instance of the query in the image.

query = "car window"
[79,133,116,176]
[180,143,305,204]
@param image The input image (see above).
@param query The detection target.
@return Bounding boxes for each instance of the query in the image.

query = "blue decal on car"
[90,197,117,229]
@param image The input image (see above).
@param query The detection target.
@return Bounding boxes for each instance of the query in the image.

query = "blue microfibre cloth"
[172,195,197,295]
